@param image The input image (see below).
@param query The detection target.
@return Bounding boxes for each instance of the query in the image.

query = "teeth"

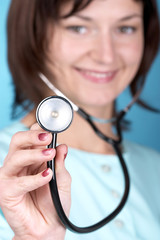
[82,71,113,78]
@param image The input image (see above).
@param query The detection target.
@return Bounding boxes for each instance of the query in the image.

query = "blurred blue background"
[0,0,160,151]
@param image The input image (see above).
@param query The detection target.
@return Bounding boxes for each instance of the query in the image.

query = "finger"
[30,123,43,131]
[55,144,68,173]
[54,144,71,216]
[30,123,51,150]
[4,148,56,176]
[54,144,71,192]
[30,144,70,219]
[14,168,53,196]
[8,130,53,153]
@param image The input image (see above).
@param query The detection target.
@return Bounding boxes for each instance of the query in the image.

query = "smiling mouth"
[74,68,117,83]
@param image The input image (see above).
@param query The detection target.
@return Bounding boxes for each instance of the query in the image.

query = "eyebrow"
[73,13,142,22]
[119,14,142,21]
[75,14,92,22]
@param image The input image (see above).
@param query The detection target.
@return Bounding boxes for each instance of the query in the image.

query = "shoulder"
[124,140,160,212]
[124,140,160,160]
[123,140,160,176]
[0,120,28,147]
[0,121,28,166]
[123,140,160,184]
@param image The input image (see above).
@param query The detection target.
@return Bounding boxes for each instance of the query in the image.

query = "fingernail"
[42,168,50,177]
[42,148,54,156]
[64,152,68,160]
[38,133,49,141]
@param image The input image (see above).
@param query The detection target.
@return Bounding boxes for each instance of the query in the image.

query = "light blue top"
[0,121,160,240]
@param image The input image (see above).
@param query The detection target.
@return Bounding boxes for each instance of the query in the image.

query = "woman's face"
[47,0,144,110]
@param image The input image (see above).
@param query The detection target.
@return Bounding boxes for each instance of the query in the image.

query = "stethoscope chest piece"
[35,95,130,234]
[36,96,73,133]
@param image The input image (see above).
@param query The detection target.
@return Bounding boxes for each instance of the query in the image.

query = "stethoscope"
[36,73,142,233]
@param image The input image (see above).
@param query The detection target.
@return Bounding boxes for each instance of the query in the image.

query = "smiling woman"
[0,0,160,240]
[46,0,144,112]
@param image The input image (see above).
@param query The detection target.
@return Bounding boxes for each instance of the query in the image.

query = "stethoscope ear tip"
[36,96,73,133]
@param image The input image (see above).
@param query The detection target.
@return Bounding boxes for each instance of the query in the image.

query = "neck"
[21,103,117,155]
[58,104,117,154]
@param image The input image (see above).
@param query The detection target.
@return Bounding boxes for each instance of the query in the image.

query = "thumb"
[54,144,72,216]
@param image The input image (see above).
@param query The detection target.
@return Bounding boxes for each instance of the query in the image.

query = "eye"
[66,26,87,35]
[118,26,137,34]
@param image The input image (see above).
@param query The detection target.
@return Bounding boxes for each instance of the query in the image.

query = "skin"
[47,0,144,153]
[0,0,144,239]
[0,125,70,240]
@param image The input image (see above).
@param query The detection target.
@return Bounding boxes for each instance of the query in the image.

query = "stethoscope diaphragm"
[36,96,73,133]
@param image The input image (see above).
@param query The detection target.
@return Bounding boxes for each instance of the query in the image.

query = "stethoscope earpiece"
[36,96,73,133]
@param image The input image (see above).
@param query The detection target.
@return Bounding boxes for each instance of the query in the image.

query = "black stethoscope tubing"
[46,107,129,233]
[47,143,129,234]
[38,73,143,233]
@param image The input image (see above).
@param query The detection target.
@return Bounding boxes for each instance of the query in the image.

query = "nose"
[90,32,116,65]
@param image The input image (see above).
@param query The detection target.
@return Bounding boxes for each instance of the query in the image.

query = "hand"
[0,123,71,240]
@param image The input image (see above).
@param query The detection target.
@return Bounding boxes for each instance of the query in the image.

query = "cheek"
[122,39,144,68]
[117,39,144,90]
[50,36,87,66]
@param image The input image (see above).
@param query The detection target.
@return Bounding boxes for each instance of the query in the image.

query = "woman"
[0,0,160,239]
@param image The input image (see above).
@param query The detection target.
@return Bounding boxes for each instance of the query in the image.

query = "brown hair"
[7,0,160,118]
